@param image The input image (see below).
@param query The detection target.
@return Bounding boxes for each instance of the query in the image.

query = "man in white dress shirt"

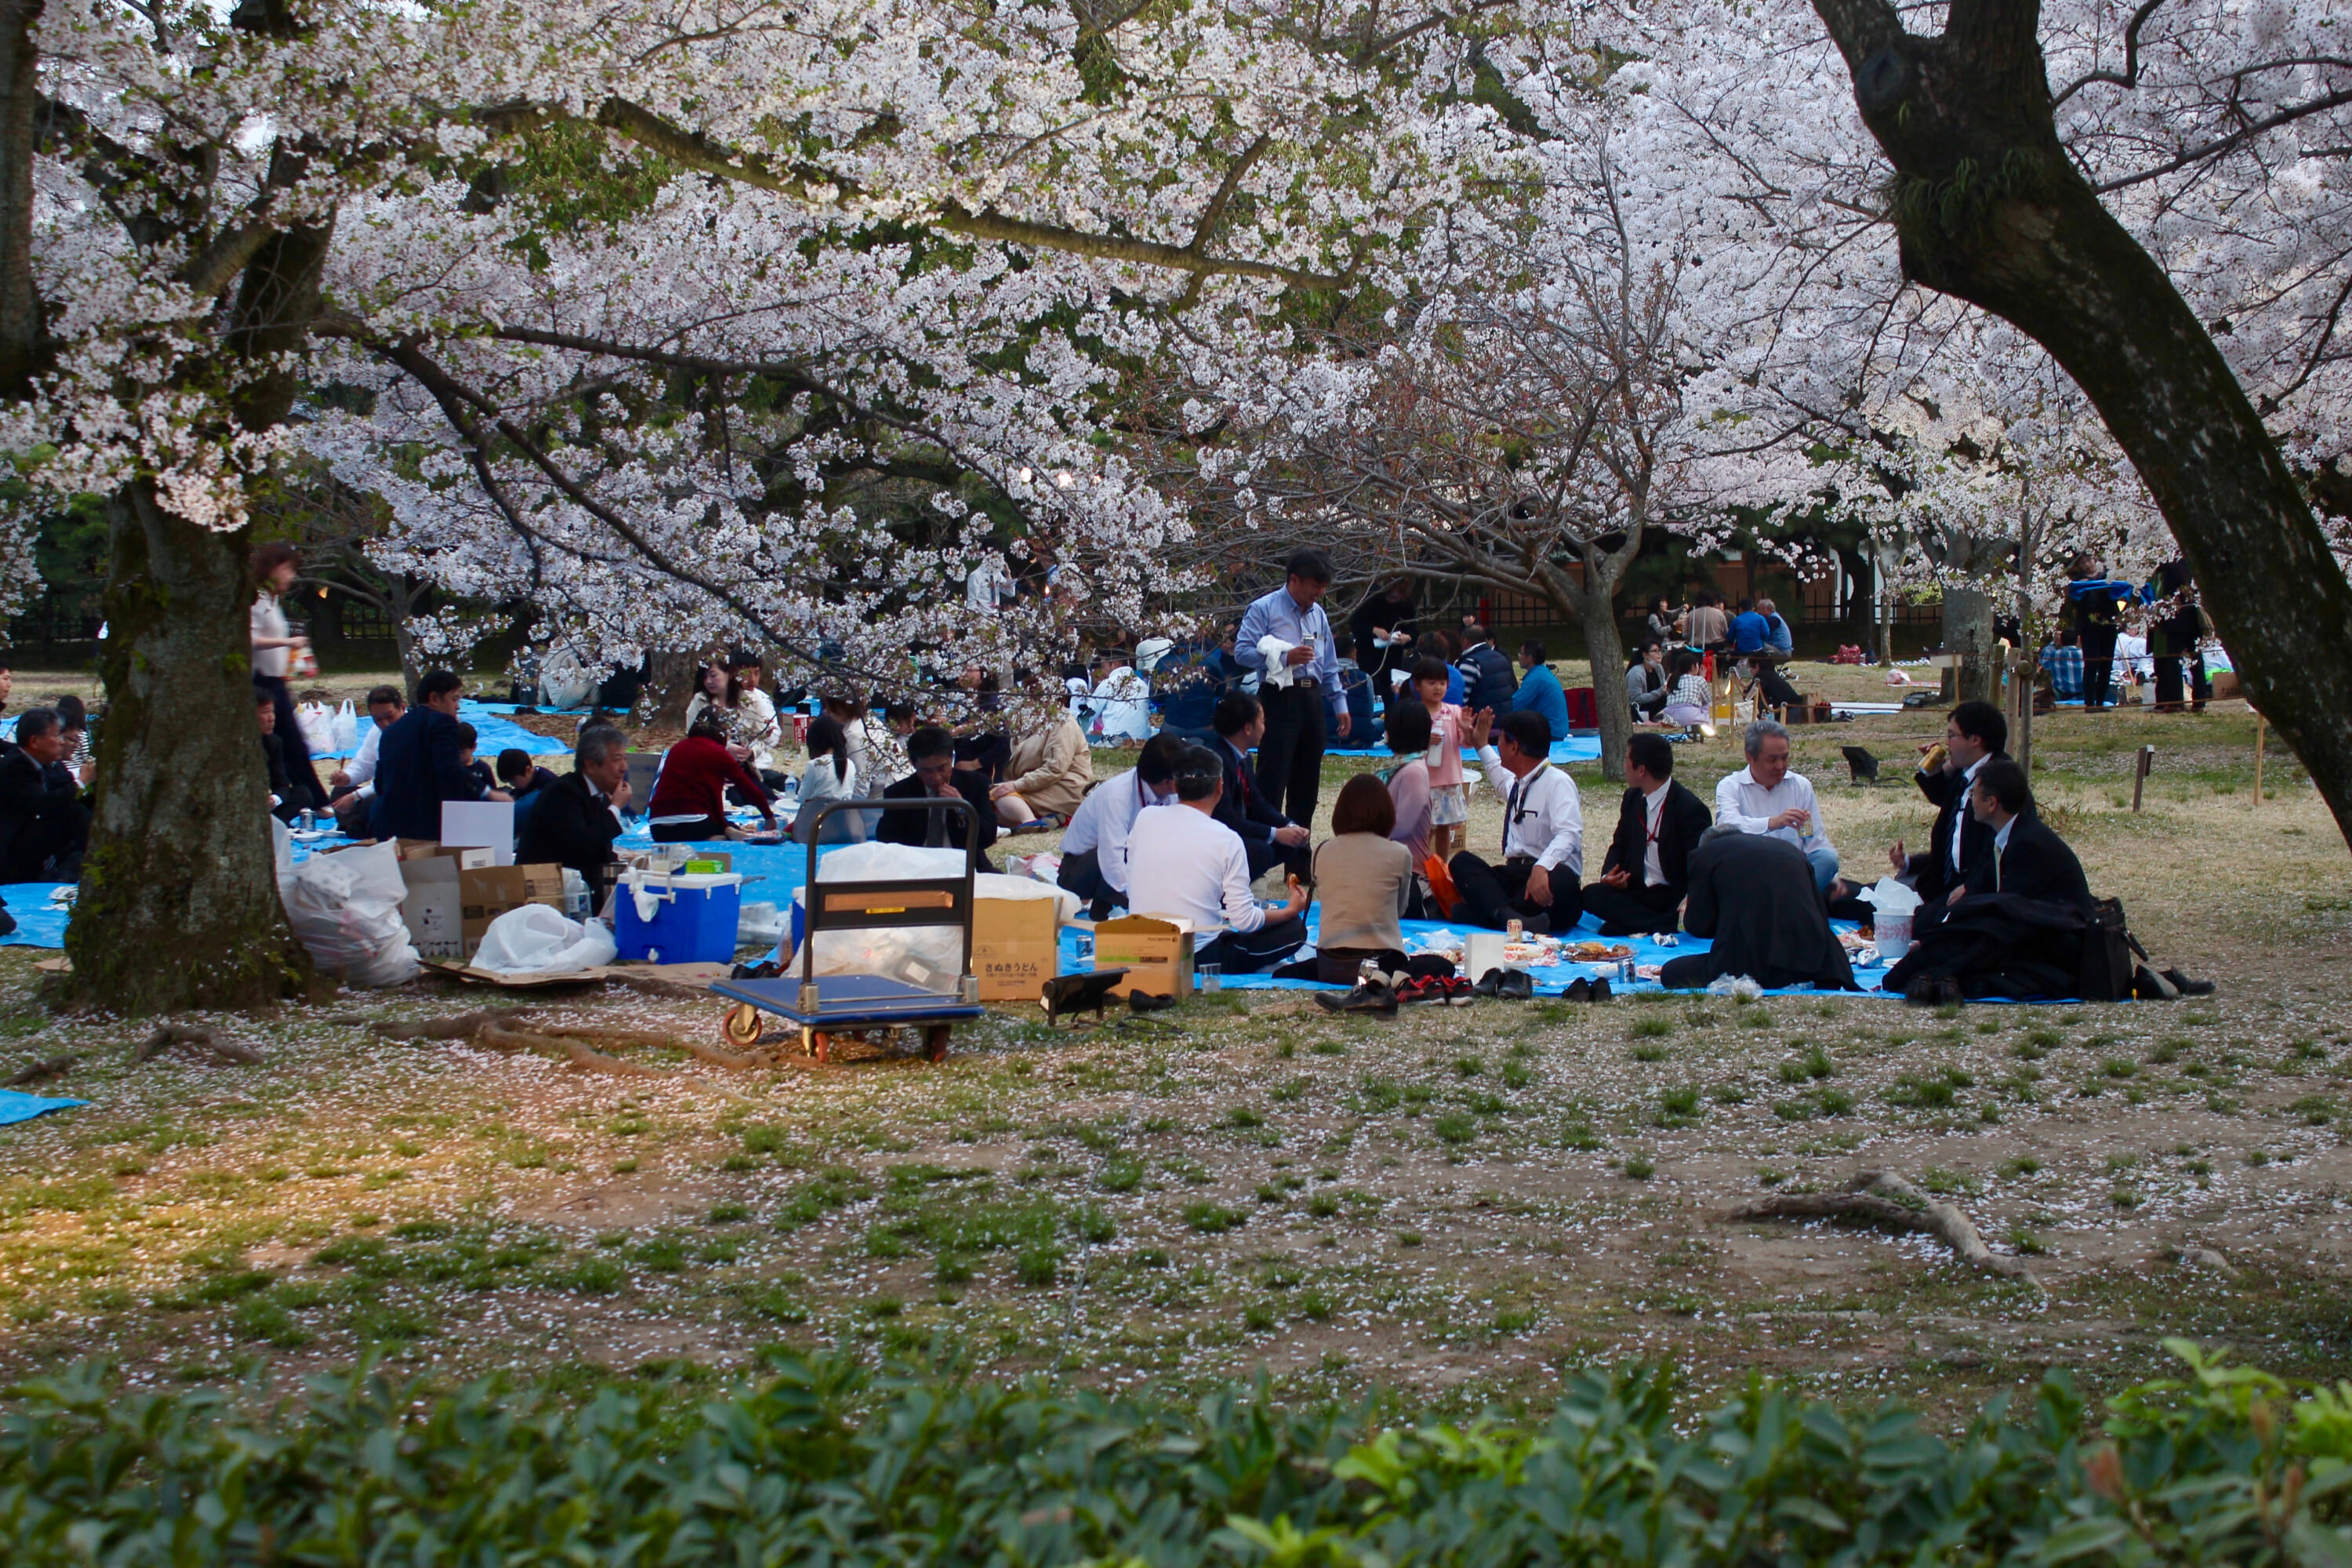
[1123,744,1310,973]
[1057,734,1185,919]
[1446,709,1583,931]
[326,684,405,833]
[1714,718,1840,892]
[1233,547,1353,827]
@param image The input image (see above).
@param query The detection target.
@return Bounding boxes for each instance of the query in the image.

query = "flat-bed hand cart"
[710,797,985,1063]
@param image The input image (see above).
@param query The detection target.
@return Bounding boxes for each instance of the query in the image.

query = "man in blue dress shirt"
[1233,548,1352,826]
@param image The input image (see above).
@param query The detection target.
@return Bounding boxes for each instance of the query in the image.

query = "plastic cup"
[1198,964,1222,993]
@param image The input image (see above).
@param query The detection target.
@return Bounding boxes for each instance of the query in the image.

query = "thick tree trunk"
[1940,583,1999,704]
[0,0,43,399]
[61,492,310,1014]
[1576,594,1632,782]
[646,650,701,725]
[1811,0,2352,849]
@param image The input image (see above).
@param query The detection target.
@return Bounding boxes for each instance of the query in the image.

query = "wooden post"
[2132,744,2153,812]
[2253,713,2266,805]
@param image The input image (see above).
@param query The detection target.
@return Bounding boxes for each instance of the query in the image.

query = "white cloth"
[1255,633,1301,690]
[1060,766,1166,894]
[1124,800,1265,934]
[1714,766,1834,858]
[1474,746,1582,875]
[250,591,290,679]
[1641,781,1670,888]
[1085,666,1152,743]
[2114,632,2151,680]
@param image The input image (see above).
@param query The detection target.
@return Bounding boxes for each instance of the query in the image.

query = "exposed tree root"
[132,1025,262,1066]
[1722,1169,2042,1287]
[369,1008,539,1040]
[476,1024,756,1105]
[3,1054,71,1086]
[550,1023,770,1070]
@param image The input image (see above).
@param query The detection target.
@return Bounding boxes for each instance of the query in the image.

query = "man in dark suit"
[1657,827,1860,992]
[1957,760,2092,912]
[515,726,630,880]
[1581,731,1712,935]
[0,708,89,881]
[877,724,995,870]
[1210,693,1309,879]
[368,670,508,841]
[1889,700,2008,902]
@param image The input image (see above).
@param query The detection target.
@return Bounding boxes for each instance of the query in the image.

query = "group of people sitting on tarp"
[0,659,97,885]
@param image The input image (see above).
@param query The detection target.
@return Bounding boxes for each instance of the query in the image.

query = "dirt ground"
[1,686,2347,1425]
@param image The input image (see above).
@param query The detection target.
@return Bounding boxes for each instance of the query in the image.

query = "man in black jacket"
[369,670,507,841]
[1957,760,2092,911]
[0,708,89,881]
[1885,760,2096,1003]
[1348,579,1416,720]
[1889,700,2008,902]
[1658,828,1860,993]
[515,727,630,880]
[877,725,995,870]
[1455,626,1519,713]
[1210,693,1309,879]
[1581,732,1713,935]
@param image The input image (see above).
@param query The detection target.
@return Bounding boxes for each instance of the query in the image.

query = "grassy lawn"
[0,687,2344,1427]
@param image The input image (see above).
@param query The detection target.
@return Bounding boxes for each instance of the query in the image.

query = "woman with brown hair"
[249,541,326,808]
[1307,773,1417,985]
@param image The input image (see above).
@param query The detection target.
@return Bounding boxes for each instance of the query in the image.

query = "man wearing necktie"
[1233,548,1352,826]
[1445,708,1584,932]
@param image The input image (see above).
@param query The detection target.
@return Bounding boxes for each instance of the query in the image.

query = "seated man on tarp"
[1883,759,2094,1004]
[1657,825,1859,993]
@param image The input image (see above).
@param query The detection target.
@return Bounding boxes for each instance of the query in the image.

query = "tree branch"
[2091,87,2352,192]
[2050,0,2172,108]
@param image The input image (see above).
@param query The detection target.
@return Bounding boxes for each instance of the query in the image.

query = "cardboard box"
[2209,670,2242,700]
[1094,913,1193,999]
[972,896,1060,1001]
[398,851,564,959]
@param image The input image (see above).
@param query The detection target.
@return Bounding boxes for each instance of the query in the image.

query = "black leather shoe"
[1496,969,1534,1000]
[1563,978,1592,1002]
[2133,965,2180,1001]
[1128,990,1178,1014]
[1588,976,1612,1003]
[2163,967,2216,996]
[1473,968,1506,998]
[1316,981,1398,1017]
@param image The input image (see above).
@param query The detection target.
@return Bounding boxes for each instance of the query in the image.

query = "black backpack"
[2078,897,2142,1001]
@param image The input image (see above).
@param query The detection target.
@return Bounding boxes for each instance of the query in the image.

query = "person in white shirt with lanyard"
[1123,743,1311,974]
[1232,547,1352,827]
[1446,708,1583,931]
[1056,734,1186,920]
[1714,717,1841,892]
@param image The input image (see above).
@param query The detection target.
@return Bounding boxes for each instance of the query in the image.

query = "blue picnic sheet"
[307,701,558,761]
[1328,735,1603,764]
[1057,913,1900,997]
[0,884,73,947]
[0,1088,85,1124]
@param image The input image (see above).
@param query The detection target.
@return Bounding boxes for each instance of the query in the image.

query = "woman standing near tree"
[249,543,327,811]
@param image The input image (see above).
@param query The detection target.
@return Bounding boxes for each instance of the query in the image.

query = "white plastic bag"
[281,840,419,987]
[789,841,970,982]
[272,814,293,879]
[296,701,338,757]
[472,903,619,976]
[329,699,359,752]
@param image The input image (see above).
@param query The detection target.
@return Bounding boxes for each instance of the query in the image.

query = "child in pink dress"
[1414,655,1468,859]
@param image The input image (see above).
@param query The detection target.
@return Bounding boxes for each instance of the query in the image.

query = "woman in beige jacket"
[991,710,1094,828]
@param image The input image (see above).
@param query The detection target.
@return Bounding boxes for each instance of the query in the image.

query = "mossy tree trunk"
[60,488,310,1014]
[1809,0,2352,850]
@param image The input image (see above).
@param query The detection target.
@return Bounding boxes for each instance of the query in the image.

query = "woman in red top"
[647,718,777,842]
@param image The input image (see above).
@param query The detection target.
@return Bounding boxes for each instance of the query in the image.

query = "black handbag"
[2078,897,2141,1002]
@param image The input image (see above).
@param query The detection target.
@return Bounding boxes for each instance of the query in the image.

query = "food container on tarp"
[615,869,744,964]
[1861,877,1923,964]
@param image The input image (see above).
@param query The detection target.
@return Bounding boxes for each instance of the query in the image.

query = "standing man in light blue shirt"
[1233,548,1352,826]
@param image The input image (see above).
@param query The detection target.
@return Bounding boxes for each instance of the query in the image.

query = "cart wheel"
[804,1029,832,1064]
[722,1004,763,1048]
[924,1025,952,1063]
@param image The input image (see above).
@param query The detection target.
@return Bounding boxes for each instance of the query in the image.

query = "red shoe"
[1444,975,1475,1007]
[1396,975,1445,1005]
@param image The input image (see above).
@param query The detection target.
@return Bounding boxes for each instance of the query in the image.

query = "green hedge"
[5,1339,2350,1565]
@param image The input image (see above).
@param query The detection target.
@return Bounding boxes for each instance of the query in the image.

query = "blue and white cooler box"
[615,868,745,964]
